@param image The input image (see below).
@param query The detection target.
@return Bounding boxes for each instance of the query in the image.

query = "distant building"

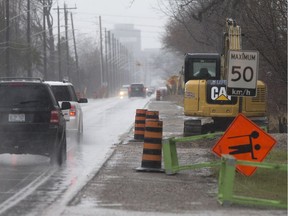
[110,24,164,86]
[111,24,141,57]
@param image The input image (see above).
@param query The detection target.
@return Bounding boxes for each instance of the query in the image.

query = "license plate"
[9,114,25,122]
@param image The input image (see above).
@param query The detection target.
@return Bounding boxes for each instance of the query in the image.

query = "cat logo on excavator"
[211,86,231,100]
[207,80,237,105]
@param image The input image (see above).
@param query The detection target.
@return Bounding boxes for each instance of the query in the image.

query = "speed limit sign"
[227,50,259,97]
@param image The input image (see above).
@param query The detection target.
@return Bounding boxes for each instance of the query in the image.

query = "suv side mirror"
[61,101,71,110]
[79,98,88,103]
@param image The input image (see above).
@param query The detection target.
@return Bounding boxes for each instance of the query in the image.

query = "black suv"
[0,78,70,165]
[128,83,146,98]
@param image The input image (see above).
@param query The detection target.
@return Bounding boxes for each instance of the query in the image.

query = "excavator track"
[183,117,268,137]
[183,119,202,136]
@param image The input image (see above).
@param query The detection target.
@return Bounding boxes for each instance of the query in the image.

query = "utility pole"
[116,39,120,90]
[27,0,32,77]
[43,0,47,79]
[99,16,104,86]
[107,31,112,96]
[54,4,76,81]
[5,0,10,77]
[64,3,70,81]
[112,34,116,95]
[104,28,109,96]
[70,12,80,89]
[57,5,62,80]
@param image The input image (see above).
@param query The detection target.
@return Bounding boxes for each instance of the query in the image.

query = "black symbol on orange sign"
[228,131,260,160]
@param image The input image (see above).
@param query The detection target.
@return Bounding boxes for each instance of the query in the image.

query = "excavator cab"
[184,53,221,82]
[183,55,267,136]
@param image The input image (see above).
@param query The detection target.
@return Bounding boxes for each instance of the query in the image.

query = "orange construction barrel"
[134,109,147,140]
[145,110,159,120]
[156,90,161,101]
[136,119,164,172]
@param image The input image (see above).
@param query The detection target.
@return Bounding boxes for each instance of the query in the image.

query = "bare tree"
[41,0,57,80]
[162,0,286,74]
[0,0,45,76]
[77,36,102,97]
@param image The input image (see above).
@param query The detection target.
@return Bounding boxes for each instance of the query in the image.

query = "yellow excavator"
[183,18,267,136]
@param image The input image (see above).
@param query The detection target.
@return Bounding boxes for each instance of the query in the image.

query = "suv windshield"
[0,84,52,107]
[131,84,144,88]
[50,85,78,102]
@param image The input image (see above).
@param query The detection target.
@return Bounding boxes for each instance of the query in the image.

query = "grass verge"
[232,148,287,205]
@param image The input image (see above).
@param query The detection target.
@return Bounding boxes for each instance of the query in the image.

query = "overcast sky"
[54,0,169,49]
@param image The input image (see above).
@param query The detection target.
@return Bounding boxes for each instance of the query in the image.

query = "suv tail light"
[69,105,76,117]
[50,110,60,124]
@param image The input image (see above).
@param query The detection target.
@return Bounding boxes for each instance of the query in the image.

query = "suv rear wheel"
[50,135,67,166]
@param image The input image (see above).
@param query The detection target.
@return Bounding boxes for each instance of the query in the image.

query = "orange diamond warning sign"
[212,114,276,176]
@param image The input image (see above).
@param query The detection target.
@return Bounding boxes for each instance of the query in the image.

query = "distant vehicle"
[128,83,146,98]
[122,84,130,89]
[158,86,168,96]
[45,81,88,140]
[119,87,128,98]
[146,87,155,97]
[0,77,70,165]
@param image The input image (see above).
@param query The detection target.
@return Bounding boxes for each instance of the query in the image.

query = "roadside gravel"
[67,98,287,216]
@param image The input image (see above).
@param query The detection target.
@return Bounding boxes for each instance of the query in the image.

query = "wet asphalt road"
[0,96,150,216]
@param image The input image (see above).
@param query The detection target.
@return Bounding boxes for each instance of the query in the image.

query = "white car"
[45,81,88,139]
[118,87,128,98]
